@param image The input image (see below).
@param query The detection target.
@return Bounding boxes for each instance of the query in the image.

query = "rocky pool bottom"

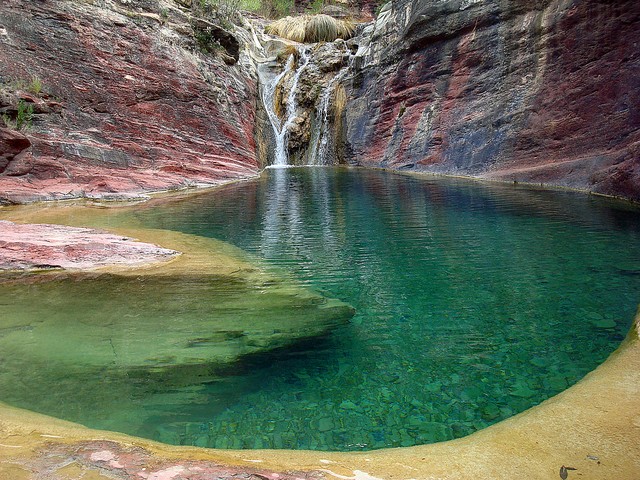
[0,304,638,480]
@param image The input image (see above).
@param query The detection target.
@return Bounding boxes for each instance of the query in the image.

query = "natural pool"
[1,167,639,452]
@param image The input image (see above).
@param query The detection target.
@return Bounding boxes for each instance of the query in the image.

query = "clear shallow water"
[1,167,640,451]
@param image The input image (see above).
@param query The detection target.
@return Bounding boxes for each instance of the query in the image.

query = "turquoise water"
[1,167,640,451]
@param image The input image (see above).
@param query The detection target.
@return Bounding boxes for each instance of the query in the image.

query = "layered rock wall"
[0,0,259,204]
[346,0,640,201]
[0,0,638,203]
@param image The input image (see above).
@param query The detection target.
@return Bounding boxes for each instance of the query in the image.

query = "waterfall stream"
[307,65,350,166]
[261,49,311,167]
[259,44,350,167]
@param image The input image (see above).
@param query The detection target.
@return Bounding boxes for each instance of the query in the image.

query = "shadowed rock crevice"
[192,17,241,63]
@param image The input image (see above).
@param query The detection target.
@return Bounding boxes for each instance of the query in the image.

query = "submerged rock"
[0,266,355,424]
[0,271,354,379]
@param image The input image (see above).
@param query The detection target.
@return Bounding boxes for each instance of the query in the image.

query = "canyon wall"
[0,0,638,204]
[0,0,259,204]
[346,0,640,201]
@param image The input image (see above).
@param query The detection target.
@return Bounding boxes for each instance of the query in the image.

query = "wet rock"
[287,114,311,150]
[481,404,501,422]
[339,400,359,410]
[0,270,356,414]
[256,40,351,166]
[510,381,537,399]
[593,318,617,329]
[318,417,334,432]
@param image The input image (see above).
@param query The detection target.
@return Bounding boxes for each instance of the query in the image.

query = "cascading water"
[260,49,311,167]
[258,42,351,167]
[307,64,350,166]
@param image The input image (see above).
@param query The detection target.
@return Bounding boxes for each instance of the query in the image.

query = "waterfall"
[307,65,349,166]
[258,43,351,168]
[260,49,311,167]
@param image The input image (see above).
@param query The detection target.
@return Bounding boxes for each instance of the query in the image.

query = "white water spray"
[307,64,350,166]
[260,49,311,166]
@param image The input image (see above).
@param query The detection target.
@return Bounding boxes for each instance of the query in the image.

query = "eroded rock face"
[346,0,640,201]
[0,125,31,173]
[0,0,259,204]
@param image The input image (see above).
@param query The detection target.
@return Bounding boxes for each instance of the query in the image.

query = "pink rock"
[148,465,185,480]
[0,0,259,205]
[0,220,180,271]
[345,0,640,202]
[89,450,116,462]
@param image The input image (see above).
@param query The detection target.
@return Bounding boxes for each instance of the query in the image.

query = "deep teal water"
[1,167,639,451]
[124,167,640,450]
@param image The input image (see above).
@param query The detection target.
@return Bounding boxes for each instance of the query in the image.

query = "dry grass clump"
[265,14,355,43]
[267,16,307,42]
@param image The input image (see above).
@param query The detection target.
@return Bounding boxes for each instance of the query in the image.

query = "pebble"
[339,400,359,410]
[481,404,501,421]
[318,418,334,432]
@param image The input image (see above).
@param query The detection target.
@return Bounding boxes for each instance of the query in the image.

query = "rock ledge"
[0,220,180,271]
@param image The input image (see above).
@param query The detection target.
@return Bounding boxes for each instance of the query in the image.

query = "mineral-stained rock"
[0,0,259,204]
[0,220,180,271]
[346,0,640,202]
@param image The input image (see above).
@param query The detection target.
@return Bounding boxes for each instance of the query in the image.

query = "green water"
[1,167,639,451]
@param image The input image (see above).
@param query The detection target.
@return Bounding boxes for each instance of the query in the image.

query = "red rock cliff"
[0,0,259,204]
[346,0,640,201]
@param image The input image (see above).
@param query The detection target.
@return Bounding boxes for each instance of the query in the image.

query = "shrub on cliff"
[1,100,34,131]
[193,0,241,27]
[265,14,355,42]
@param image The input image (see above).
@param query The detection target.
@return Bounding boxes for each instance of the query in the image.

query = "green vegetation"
[258,0,293,18]
[191,0,352,24]
[2,76,43,95]
[2,99,34,131]
[28,76,42,95]
[397,102,406,118]
[238,0,334,19]
[194,28,227,54]
[265,14,355,42]
[193,0,241,25]
[239,0,261,10]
